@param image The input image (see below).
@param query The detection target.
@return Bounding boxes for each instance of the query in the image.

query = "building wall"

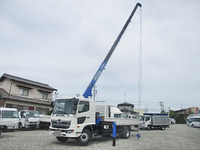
[134,109,146,115]
[1,78,53,102]
[0,77,55,114]
[0,78,12,92]
[186,107,199,114]
[4,99,50,113]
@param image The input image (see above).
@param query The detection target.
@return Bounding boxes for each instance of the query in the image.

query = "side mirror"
[23,113,26,118]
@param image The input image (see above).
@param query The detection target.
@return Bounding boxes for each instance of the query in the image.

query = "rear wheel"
[76,129,91,146]
[119,127,130,139]
[161,126,165,130]
[56,137,68,142]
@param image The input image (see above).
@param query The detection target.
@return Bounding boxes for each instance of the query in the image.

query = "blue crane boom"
[83,3,142,98]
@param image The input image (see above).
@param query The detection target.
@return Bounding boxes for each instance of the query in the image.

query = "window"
[146,116,150,121]
[78,101,89,113]
[19,88,29,96]
[2,110,19,118]
[40,92,48,100]
[20,111,25,118]
[53,99,77,115]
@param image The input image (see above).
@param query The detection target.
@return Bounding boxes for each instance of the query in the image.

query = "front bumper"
[24,122,39,128]
[49,127,81,138]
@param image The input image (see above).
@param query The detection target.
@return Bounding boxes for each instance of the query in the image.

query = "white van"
[0,107,19,131]
[19,110,40,129]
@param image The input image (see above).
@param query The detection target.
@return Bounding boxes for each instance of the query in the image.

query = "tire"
[161,126,165,130]
[120,127,130,139]
[56,137,68,142]
[147,125,151,130]
[76,129,91,146]
[19,123,22,130]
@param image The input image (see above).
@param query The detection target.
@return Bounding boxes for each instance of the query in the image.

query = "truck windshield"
[25,111,39,118]
[139,116,145,121]
[53,99,78,115]
[2,110,19,118]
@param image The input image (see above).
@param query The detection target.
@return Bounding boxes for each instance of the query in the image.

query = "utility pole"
[159,101,164,113]
[167,106,170,116]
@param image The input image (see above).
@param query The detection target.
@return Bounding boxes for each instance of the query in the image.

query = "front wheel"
[76,129,91,146]
[56,137,68,142]
[18,123,22,130]
[147,125,151,130]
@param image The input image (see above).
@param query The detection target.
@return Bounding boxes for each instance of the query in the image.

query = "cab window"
[146,116,150,121]
[78,101,89,113]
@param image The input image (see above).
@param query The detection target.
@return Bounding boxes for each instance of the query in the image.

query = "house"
[0,73,57,114]
[174,107,200,115]
[117,102,138,116]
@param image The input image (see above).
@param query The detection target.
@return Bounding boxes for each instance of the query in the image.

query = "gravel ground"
[0,124,200,150]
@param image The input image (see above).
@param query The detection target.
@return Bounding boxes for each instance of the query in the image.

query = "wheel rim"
[80,133,89,142]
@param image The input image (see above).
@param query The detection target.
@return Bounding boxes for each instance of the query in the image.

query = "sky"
[0,0,199,112]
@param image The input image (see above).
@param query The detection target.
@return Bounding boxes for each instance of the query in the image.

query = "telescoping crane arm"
[83,3,142,98]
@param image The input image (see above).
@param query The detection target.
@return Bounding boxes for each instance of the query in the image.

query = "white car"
[190,121,200,128]
[169,118,176,124]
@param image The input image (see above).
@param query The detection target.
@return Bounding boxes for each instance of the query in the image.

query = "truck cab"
[19,110,40,129]
[139,115,151,129]
[49,97,95,144]
[0,107,19,131]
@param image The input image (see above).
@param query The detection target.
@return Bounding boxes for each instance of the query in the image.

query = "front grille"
[51,120,71,129]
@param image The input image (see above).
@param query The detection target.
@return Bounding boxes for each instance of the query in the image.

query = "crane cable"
[138,7,142,109]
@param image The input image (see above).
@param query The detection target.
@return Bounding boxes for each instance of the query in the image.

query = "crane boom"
[83,3,142,98]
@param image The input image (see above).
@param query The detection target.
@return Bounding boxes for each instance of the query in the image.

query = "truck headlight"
[66,130,74,134]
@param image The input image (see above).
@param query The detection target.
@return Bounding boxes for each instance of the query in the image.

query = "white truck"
[49,98,139,145]
[19,110,40,129]
[0,107,20,131]
[49,2,142,146]
[139,113,170,130]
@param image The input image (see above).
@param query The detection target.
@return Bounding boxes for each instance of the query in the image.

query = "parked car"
[169,118,176,124]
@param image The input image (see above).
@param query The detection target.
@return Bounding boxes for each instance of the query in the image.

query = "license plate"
[54,130,62,137]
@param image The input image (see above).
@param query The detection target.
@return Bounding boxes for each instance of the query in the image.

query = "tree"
[169,110,186,124]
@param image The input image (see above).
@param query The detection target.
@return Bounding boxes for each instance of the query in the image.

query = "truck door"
[76,101,95,129]
[145,116,151,127]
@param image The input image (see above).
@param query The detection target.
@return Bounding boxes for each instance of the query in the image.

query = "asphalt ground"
[0,124,200,150]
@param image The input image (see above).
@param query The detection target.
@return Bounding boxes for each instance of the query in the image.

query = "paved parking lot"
[0,124,200,150]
